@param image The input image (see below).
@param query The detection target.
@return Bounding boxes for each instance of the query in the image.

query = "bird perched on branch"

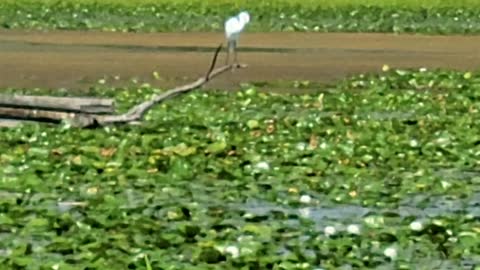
[224,11,250,65]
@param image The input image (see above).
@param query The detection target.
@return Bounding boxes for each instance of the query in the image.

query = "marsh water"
[1,30,480,268]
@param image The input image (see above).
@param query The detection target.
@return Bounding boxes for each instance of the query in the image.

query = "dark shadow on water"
[0,39,463,55]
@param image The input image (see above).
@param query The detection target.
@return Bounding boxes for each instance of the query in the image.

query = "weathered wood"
[94,65,245,126]
[0,94,115,114]
[82,44,246,127]
[0,107,79,123]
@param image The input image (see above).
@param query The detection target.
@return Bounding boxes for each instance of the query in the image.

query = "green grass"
[1,0,480,33]
[0,68,479,269]
[4,0,480,9]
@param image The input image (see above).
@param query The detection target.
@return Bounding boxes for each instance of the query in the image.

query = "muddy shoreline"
[1,30,479,91]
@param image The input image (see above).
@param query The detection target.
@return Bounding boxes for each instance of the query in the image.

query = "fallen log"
[0,94,115,114]
[0,107,79,123]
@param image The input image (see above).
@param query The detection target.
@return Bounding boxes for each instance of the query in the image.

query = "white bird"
[224,11,250,65]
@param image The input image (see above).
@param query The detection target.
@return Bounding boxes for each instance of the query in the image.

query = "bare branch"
[76,46,246,127]
[206,43,223,81]
[93,63,246,126]
[0,44,247,128]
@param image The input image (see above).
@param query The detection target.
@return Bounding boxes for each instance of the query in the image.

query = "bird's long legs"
[233,40,238,65]
[226,40,234,65]
[225,46,229,65]
[225,40,239,68]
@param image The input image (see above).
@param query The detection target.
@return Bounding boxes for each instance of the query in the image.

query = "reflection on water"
[237,191,480,269]
[239,191,480,226]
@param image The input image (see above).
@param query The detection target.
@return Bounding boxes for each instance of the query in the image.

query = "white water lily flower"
[319,142,328,149]
[299,194,312,204]
[409,139,419,147]
[255,161,270,170]
[383,247,397,259]
[224,245,240,258]
[409,220,423,231]
[346,224,361,235]
[324,226,336,237]
[296,142,308,151]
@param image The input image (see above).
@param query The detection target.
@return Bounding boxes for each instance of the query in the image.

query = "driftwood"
[0,107,78,123]
[0,44,246,128]
[0,95,114,114]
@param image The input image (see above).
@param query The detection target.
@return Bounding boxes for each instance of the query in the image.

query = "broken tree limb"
[95,64,246,125]
[72,44,247,128]
[0,94,114,114]
[0,43,247,128]
[205,43,223,81]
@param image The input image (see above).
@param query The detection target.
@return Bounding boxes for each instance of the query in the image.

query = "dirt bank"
[1,30,479,90]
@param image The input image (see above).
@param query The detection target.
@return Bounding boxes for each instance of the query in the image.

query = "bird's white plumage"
[225,11,250,41]
[224,11,250,65]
